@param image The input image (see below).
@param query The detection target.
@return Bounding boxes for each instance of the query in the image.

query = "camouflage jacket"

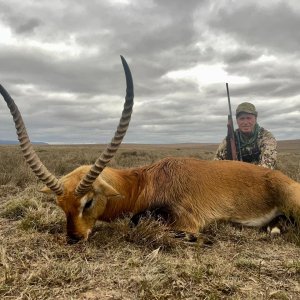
[214,127,277,169]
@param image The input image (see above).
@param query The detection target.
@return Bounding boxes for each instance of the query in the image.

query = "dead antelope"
[1,57,300,244]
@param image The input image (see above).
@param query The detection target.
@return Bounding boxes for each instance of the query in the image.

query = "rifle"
[225,83,241,161]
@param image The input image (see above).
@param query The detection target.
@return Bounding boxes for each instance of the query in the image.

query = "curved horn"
[75,55,134,196]
[0,85,63,195]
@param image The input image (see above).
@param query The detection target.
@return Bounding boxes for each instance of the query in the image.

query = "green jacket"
[214,127,277,169]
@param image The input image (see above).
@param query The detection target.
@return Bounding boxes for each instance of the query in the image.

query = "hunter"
[214,102,277,169]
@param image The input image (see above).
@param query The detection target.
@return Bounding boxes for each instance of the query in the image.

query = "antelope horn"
[75,55,134,196]
[0,85,63,195]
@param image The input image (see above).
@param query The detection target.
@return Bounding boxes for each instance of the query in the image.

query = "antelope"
[1,57,300,244]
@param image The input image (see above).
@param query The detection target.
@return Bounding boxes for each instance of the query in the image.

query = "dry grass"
[0,142,300,299]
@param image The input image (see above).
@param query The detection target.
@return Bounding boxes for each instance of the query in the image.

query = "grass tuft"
[0,197,38,220]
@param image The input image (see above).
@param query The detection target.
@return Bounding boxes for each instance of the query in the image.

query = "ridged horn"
[75,55,134,196]
[0,84,63,195]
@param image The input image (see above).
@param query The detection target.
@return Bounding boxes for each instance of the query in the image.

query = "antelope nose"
[66,234,81,244]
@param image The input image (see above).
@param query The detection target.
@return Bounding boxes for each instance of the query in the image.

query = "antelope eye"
[84,199,93,210]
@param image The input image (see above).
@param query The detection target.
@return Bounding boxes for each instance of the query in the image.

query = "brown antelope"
[1,57,300,244]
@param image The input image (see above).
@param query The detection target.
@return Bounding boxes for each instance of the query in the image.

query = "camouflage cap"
[236,102,257,117]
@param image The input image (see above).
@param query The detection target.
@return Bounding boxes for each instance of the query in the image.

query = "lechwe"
[1,57,299,243]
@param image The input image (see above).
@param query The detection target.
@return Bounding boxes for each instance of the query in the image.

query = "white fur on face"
[84,228,92,240]
[79,194,94,218]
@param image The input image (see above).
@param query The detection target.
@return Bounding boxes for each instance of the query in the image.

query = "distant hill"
[0,139,298,149]
[0,140,48,145]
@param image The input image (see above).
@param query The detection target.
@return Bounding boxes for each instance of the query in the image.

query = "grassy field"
[0,141,299,299]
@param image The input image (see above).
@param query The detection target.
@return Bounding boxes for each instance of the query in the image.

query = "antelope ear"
[94,178,123,200]
[39,186,55,194]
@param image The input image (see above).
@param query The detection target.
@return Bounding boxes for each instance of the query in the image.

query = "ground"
[0,142,299,299]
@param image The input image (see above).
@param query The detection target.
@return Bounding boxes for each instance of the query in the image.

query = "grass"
[0,142,300,299]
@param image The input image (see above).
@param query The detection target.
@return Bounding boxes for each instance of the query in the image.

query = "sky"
[0,0,299,144]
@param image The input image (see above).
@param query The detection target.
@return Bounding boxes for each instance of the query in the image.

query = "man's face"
[236,113,257,135]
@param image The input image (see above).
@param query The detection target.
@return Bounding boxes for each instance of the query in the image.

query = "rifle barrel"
[226,83,233,117]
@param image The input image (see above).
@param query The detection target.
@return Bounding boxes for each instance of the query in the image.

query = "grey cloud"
[209,2,300,53]
[0,46,130,97]
[16,18,41,34]
[223,49,259,65]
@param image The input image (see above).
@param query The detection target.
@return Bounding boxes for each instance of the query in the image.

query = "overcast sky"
[0,0,299,144]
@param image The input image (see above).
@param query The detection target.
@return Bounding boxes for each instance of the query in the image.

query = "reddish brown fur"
[42,157,300,242]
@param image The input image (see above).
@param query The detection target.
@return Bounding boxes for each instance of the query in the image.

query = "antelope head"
[0,56,134,243]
